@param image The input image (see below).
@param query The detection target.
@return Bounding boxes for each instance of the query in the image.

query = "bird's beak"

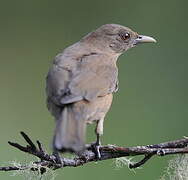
[134,35,157,45]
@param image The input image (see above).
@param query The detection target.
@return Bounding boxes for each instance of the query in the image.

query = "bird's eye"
[119,32,130,41]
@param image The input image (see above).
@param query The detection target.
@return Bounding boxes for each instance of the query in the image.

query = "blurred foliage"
[0,0,188,179]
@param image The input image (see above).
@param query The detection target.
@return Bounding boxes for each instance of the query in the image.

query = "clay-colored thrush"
[46,24,156,157]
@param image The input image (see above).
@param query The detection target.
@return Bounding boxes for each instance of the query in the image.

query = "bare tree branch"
[0,132,188,173]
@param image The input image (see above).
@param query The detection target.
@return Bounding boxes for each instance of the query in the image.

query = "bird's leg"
[90,133,101,160]
[52,136,64,165]
[95,133,101,159]
[52,149,64,165]
[92,119,104,160]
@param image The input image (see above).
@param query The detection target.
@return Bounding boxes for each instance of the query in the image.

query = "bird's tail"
[53,105,86,153]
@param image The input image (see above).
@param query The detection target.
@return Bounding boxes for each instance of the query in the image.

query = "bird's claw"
[91,142,101,160]
[95,144,101,159]
[52,151,64,165]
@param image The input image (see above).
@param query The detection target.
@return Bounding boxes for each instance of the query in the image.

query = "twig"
[129,154,153,169]
[0,132,188,172]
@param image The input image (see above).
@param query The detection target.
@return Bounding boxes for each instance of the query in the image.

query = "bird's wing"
[46,53,118,106]
[61,54,118,104]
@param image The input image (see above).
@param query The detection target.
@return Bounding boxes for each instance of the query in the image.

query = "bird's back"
[46,40,119,152]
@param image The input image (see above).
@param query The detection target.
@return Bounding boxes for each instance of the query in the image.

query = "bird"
[46,24,156,158]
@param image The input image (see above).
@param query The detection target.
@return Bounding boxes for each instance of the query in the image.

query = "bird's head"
[82,24,156,54]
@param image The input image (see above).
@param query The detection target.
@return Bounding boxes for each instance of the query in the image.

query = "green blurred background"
[0,0,188,179]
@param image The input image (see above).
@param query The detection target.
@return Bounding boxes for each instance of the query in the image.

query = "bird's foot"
[91,141,101,160]
[52,151,64,165]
